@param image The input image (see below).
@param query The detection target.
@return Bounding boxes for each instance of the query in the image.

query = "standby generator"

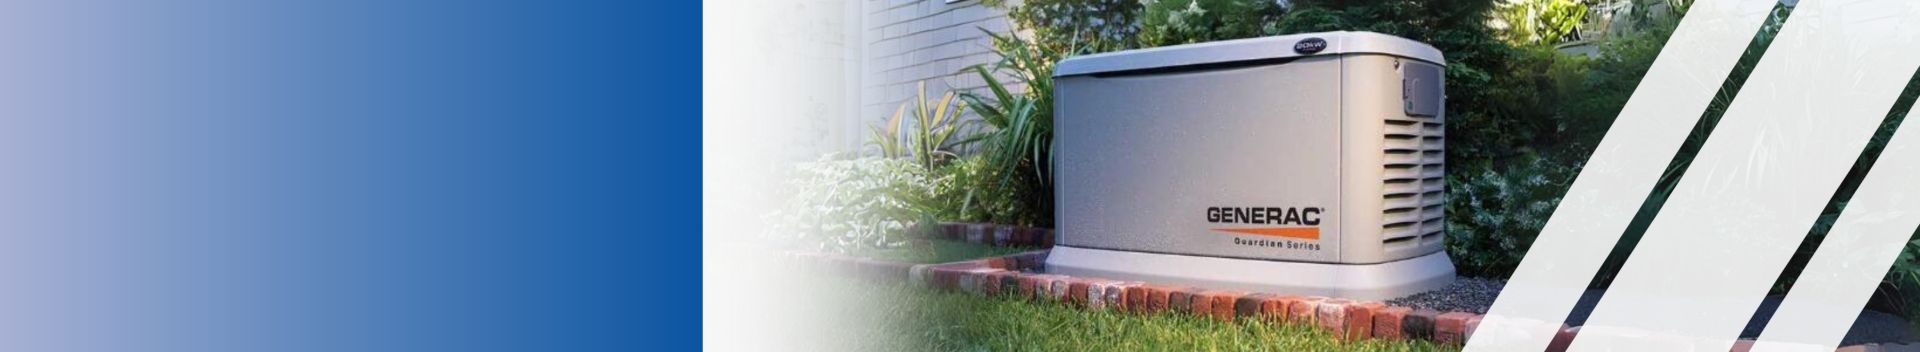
[1046,31,1453,300]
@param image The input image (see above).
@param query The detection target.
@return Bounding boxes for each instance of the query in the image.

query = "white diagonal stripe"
[1570,0,1920,350]
[1750,109,1920,352]
[1464,0,1782,350]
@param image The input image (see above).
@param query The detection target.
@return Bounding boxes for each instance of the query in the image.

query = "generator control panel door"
[1056,56,1345,263]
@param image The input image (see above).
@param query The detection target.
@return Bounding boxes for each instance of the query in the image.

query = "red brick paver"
[1435,312,1477,345]
[1208,291,1248,321]
[1235,293,1274,319]
[1343,302,1384,341]
[1317,299,1352,333]
[1288,296,1325,324]
[1404,309,1440,340]
[1172,287,1207,315]
[1143,285,1182,314]
[1125,285,1149,313]
[1259,295,1295,322]
[1373,306,1413,340]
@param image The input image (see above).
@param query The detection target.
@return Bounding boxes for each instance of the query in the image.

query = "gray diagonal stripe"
[1751,109,1920,352]
[1464,0,1782,350]
[1569,0,1920,350]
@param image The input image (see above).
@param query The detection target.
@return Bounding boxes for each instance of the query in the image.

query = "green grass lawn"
[855,239,1037,264]
[803,279,1462,351]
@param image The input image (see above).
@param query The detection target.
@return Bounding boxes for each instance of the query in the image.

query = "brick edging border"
[794,223,1894,352]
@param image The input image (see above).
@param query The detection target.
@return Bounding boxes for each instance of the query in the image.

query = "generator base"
[1045,246,1454,301]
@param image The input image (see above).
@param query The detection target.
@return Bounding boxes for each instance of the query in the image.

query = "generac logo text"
[1206,207,1324,241]
[1206,207,1323,225]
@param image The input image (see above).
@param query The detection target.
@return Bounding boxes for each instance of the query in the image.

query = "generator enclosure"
[1046,31,1453,300]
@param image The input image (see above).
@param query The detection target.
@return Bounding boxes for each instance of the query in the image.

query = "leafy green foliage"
[982,0,1142,55]
[769,155,1037,253]
[942,155,1035,225]
[868,115,905,159]
[1410,17,1643,277]
[1445,154,1579,277]
[768,157,950,253]
[1876,234,1920,322]
[1518,5,1920,317]
[870,81,975,172]
[1137,0,1286,46]
[1554,21,1669,151]
[1495,0,1589,45]
[957,30,1065,227]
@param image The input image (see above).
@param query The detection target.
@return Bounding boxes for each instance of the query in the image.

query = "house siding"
[857,0,1013,151]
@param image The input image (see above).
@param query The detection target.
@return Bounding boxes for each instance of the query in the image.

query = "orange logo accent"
[1212,227,1321,240]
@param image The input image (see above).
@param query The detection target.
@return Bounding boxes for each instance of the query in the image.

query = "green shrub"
[957,30,1065,227]
[939,155,1033,225]
[1480,4,1920,307]
[768,154,1043,253]
[1875,234,1920,322]
[1137,0,1286,46]
[982,0,1143,55]
[1494,0,1589,46]
[1555,21,1669,153]
[767,157,949,253]
[1445,153,1580,277]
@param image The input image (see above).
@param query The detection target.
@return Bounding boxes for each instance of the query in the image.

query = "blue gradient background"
[0,1,696,351]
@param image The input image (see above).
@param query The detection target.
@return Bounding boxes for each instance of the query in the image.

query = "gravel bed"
[1387,277,1505,314]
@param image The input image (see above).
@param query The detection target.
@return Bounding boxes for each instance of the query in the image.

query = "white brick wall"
[855,0,1015,151]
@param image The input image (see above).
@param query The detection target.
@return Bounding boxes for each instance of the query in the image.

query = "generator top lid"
[1054,31,1443,77]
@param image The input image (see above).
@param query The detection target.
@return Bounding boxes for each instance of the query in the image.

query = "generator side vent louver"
[1381,116,1444,247]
